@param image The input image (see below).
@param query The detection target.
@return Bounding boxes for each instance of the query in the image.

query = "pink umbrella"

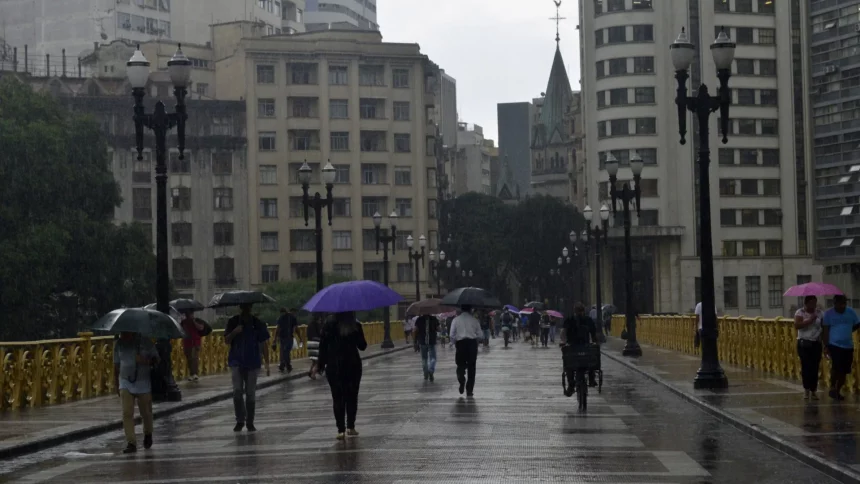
[519,308,535,314]
[546,310,564,319]
[783,282,844,297]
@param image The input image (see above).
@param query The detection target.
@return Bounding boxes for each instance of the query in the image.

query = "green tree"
[0,78,158,340]
[255,274,353,324]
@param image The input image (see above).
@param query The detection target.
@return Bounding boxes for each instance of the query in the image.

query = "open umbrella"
[519,308,535,315]
[441,287,502,309]
[303,280,403,313]
[524,301,545,310]
[504,304,519,313]
[143,303,182,321]
[208,290,276,308]
[92,308,185,339]
[407,298,455,316]
[546,310,564,319]
[170,298,206,312]
[784,282,844,297]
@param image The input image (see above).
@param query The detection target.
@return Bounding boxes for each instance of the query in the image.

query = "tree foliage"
[0,78,158,340]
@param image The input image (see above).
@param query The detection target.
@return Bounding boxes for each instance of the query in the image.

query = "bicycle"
[561,344,603,411]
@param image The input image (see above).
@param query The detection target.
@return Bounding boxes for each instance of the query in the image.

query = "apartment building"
[304,0,378,32]
[579,0,820,316]
[211,24,440,301]
[453,123,494,195]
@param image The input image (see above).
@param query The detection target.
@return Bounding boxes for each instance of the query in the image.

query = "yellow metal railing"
[0,321,402,411]
[611,314,860,394]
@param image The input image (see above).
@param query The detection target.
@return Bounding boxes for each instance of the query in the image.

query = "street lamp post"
[584,205,611,334]
[373,211,398,349]
[557,251,573,311]
[606,151,644,357]
[429,250,445,297]
[127,45,192,402]
[671,27,735,389]
[407,235,426,302]
[299,161,336,292]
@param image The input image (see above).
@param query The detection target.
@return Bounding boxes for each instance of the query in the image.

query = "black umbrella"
[524,301,546,310]
[207,290,276,308]
[441,287,502,309]
[92,308,185,339]
[170,298,206,312]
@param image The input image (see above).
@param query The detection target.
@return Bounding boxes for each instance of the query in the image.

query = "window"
[258,98,275,117]
[393,102,410,121]
[738,119,756,135]
[714,0,728,11]
[760,60,776,76]
[362,229,377,251]
[214,222,233,246]
[597,92,606,108]
[765,240,782,256]
[633,56,654,73]
[595,29,604,46]
[758,29,775,45]
[607,26,626,43]
[361,197,386,217]
[719,179,735,195]
[598,121,607,138]
[396,231,413,251]
[639,148,657,165]
[757,0,774,13]
[212,152,232,175]
[171,222,191,246]
[719,149,734,165]
[333,165,350,184]
[428,199,438,219]
[736,27,754,44]
[394,133,411,153]
[289,63,317,85]
[762,179,780,196]
[763,209,781,225]
[260,198,278,218]
[737,89,755,106]
[760,89,777,106]
[393,68,409,88]
[290,230,316,251]
[635,117,656,134]
[132,152,152,183]
[195,83,207,96]
[634,87,655,104]
[261,231,279,251]
[291,263,316,280]
[594,0,603,13]
[736,0,753,12]
[610,119,628,136]
[330,99,349,119]
[638,210,658,226]
[609,88,628,105]
[736,59,755,75]
[256,64,274,83]
[329,65,348,85]
[172,258,193,286]
[397,263,414,282]
[639,179,658,197]
[363,262,385,282]
[724,276,739,308]
[742,241,760,256]
[360,98,383,119]
[739,149,757,165]
[761,119,778,135]
[362,164,387,184]
[262,265,279,283]
[723,241,738,256]
[333,264,353,278]
[333,198,351,217]
[721,209,736,226]
[213,187,233,210]
[288,197,303,218]
[761,149,779,166]
[768,275,783,307]
[632,0,652,9]
[258,132,276,151]
[746,276,761,308]
[214,257,235,286]
[394,166,412,185]
[395,198,413,217]
[359,65,385,86]
[332,231,352,250]
[258,165,277,186]
[360,131,387,152]
[608,58,627,75]
[290,98,316,118]
[290,130,320,151]
[427,168,437,188]
[741,209,758,226]
[171,186,191,211]
[740,179,758,195]
[632,25,653,42]
[169,151,190,173]
[331,132,350,151]
[607,0,625,11]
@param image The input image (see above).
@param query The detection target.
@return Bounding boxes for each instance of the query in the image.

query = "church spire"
[550,1,566,45]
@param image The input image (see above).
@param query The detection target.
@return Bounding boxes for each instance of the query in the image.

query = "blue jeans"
[420,344,437,375]
[482,329,490,343]
[549,326,556,342]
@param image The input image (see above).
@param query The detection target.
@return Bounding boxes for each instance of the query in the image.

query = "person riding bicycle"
[500,309,514,347]
[562,303,599,396]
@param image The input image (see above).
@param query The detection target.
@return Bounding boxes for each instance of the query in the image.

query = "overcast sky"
[378,0,582,143]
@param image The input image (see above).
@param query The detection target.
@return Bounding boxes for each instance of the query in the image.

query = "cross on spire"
[550,0,566,45]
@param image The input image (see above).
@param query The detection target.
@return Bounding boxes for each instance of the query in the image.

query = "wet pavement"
[0,337,841,483]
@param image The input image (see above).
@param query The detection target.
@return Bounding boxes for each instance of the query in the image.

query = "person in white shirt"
[449,306,483,396]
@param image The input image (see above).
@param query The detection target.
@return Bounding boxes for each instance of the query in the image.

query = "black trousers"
[540,328,550,346]
[327,368,362,433]
[455,339,479,394]
[797,340,822,392]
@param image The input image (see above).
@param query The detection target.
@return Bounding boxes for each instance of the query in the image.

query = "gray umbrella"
[207,290,276,308]
[92,308,186,339]
[143,303,182,321]
[170,298,206,312]
[440,287,502,309]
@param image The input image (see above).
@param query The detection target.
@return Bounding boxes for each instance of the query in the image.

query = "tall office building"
[809,0,860,304]
[497,102,536,201]
[303,0,378,31]
[578,0,819,316]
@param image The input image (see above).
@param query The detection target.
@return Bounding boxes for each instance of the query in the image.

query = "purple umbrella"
[303,280,404,313]
[783,282,844,297]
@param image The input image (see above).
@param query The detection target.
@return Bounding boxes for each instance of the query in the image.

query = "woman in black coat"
[311,311,367,440]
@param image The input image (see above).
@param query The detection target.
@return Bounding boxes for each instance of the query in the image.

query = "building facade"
[497,101,536,201]
[578,0,820,317]
[303,0,378,31]
[453,123,493,195]
[212,25,439,302]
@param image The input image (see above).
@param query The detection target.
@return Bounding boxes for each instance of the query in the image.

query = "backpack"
[501,312,513,325]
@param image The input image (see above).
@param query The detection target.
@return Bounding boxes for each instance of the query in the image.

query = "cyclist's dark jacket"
[563,315,597,346]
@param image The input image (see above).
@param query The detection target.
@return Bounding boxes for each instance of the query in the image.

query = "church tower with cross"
[530,0,577,202]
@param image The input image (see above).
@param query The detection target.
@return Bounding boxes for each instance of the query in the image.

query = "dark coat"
[414,316,439,346]
[317,318,367,377]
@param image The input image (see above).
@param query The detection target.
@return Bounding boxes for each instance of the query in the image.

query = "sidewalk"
[601,337,860,483]
[0,341,409,460]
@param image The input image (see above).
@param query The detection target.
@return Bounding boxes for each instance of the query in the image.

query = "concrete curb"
[0,345,410,460]
[600,347,860,484]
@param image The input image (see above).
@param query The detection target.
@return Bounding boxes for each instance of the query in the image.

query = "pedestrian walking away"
[822,294,860,401]
[794,295,823,401]
[500,309,514,348]
[180,311,203,381]
[312,312,367,440]
[307,315,324,377]
[114,332,159,454]
[224,304,271,432]
[414,314,439,381]
[480,311,492,347]
[540,312,552,347]
[561,304,599,396]
[450,305,482,396]
[273,307,299,373]
[528,310,541,347]
[404,315,416,345]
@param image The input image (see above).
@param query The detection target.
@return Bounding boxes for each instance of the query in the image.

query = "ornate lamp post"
[299,161,336,292]
[373,211,398,349]
[557,251,573,311]
[606,151,644,357]
[127,45,191,402]
[407,235,427,301]
[429,250,445,296]
[671,27,735,389]
[584,204,611,333]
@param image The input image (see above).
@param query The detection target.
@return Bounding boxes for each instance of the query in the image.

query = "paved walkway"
[0,336,839,483]
[602,337,860,482]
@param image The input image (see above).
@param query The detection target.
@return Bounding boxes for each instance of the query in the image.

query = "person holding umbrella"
[223,302,272,432]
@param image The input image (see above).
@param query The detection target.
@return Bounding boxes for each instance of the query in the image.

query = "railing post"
[78,332,93,400]
[61,49,66,78]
